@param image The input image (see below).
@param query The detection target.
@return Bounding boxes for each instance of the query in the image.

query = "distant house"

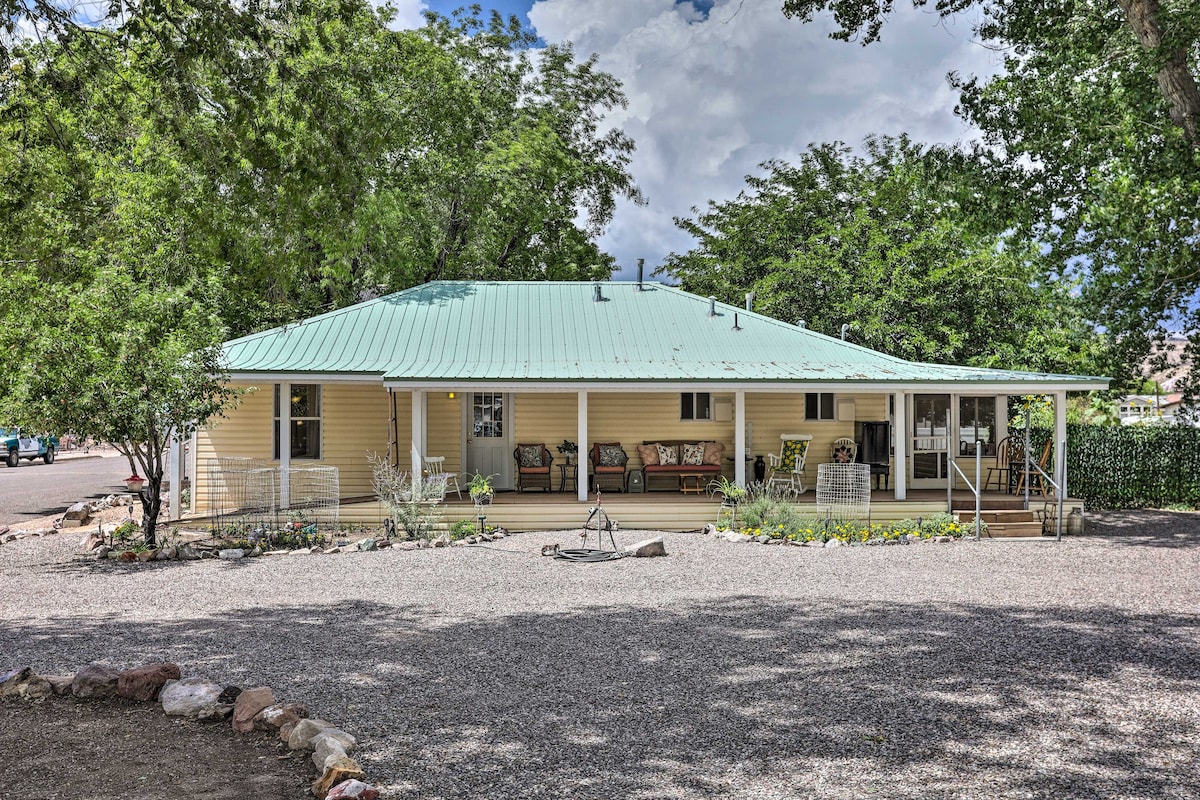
[1119,393,1195,426]
[178,281,1109,527]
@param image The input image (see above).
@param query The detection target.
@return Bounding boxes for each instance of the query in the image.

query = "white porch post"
[411,390,426,481]
[735,390,746,487]
[893,392,908,500]
[168,428,182,520]
[995,395,1009,449]
[279,382,291,510]
[577,390,588,501]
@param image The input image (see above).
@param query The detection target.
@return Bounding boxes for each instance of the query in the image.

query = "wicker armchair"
[590,442,629,492]
[513,443,554,492]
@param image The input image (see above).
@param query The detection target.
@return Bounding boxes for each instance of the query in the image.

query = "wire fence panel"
[816,463,872,524]
[206,459,340,533]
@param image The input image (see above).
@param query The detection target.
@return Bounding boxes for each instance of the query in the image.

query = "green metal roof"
[221,281,1109,388]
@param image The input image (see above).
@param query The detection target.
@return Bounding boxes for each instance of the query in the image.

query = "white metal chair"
[766,434,813,494]
[422,455,462,499]
[830,436,858,464]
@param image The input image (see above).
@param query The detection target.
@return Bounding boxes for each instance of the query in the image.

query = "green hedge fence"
[1049,424,1200,509]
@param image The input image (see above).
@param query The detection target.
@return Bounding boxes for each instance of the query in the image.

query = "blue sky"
[393,1,997,279]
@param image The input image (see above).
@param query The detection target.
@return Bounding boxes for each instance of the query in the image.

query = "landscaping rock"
[94,545,110,560]
[71,664,120,698]
[156,547,175,560]
[312,756,366,799]
[324,546,342,555]
[398,541,417,551]
[44,675,73,696]
[62,502,91,527]
[722,532,752,543]
[804,540,824,547]
[356,538,376,552]
[824,539,843,548]
[312,734,347,770]
[326,779,380,800]
[117,550,137,562]
[623,537,667,557]
[117,662,181,701]
[0,667,32,696]
[934,535,951,543]
[253,702,309,732]
[161,678,232,720]
[865,538,885,546]
[885,539,902,546]
[176,544,200,560]
[136,549,158,562]
[288,718,336,750]
[218,548,245,560]
[16,675,52,701]
[231,686,275,733]
[81,531,104,552]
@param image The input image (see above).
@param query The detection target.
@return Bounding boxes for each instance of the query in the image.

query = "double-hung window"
[805,393,836,421]
[680,392,711,421]
[274,384,321,459]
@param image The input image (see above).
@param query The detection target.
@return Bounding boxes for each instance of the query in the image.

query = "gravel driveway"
[3,512,1199,799]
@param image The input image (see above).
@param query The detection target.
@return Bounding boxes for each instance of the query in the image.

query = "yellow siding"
[318,384,392,497]
[193,383,273,513]
[514,393,578,453]
[426,393,463,477]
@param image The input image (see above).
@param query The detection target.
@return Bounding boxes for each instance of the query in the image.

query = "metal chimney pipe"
[636,258,645,291]
[707,296,717,317]
[797,320,807,329]
[745,292,755,311]
[593,283,603,302]
[840,323,850,340]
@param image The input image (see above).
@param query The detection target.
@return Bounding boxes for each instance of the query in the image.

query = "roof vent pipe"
[636,258,645,291]
[797,319,806,329]
[733,312,742,331]
[840,323,850,340]
[707,296,717,317]
[745,292,755,312]
[593,283,603,303]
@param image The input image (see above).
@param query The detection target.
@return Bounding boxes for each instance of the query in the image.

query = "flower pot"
[125,479,145,492]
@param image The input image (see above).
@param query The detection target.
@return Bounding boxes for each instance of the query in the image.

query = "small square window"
[805,393,836,421]
[681,392,712,421]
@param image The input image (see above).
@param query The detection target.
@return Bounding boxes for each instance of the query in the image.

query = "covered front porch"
[332,488,1063,535]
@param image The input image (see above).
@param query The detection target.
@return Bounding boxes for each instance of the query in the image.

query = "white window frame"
[680,391,712,421]
[805,392,836,421]
[274,384,322,460]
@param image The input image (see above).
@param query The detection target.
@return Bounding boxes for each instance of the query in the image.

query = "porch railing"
[948,444,982,539]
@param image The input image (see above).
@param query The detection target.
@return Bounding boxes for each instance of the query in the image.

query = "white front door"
[464,392,514,490]
[910,394,951,488]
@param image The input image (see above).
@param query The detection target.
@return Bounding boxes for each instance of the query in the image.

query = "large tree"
[663,136,1105,374]
[780,0,1200,390]
[0,1,643,540]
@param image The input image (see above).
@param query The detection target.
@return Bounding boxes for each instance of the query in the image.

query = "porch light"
[448,392,456,399]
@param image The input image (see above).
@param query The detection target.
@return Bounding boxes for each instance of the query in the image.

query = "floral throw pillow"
[657,444,679,465]
[518,445,544,468]
[598,444,627,467]
[833,446,854,464]
[682,443,705,466]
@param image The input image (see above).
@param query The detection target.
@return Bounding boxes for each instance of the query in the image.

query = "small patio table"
[678,472,706,494]
[557,462,577,493]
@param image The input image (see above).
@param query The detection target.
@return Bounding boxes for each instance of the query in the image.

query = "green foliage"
[467,472,496,499]
[1063,424,1200,509]
[723,510,977,542]
[450,519,477,540]
[370,453,445,538]
[779,0,1200,391]
[737,482,807,531]
[663,136,1104,374]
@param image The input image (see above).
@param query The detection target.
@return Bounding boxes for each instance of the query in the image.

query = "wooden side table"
[557,462,578,493]
[678,472,706,494]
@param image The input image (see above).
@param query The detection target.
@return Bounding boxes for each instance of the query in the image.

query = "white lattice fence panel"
[816,463,871,522]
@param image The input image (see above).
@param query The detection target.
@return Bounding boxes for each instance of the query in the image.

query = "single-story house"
[182,280,1108,527]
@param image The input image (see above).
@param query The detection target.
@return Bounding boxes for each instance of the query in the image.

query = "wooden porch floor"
[333,488,1055,532]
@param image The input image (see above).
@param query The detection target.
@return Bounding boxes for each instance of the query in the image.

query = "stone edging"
[0,663,383,799]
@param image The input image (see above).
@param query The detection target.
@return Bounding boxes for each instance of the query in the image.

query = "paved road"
[0,455,130,526]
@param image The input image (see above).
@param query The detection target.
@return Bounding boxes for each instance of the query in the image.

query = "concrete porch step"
[977,521,1047,538]
[958,509,1038,524]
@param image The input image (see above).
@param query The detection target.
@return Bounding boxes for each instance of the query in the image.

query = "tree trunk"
[140,474,163,548]
[1117,0,1200,145]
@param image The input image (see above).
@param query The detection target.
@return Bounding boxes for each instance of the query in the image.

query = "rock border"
[699,522,973,547]
[0,663,383,799]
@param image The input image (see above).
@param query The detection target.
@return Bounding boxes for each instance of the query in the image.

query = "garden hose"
[553,547,625,563]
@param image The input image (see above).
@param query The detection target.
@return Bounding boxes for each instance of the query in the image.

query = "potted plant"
[468,472,495,507]
[556,440,578,465]
[708,475,746,505]
[124,474,145,492]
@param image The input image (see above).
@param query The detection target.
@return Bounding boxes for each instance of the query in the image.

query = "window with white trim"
[680,392,712,421]
[805,393,836,421]
[274,384,321,459]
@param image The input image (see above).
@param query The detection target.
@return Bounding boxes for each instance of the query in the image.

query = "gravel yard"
[3,512,1200,799]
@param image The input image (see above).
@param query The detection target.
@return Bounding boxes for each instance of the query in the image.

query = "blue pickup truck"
[0,427,58,467]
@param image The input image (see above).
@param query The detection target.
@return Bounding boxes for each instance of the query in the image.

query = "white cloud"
[528,0,1002,278]
[377,0,430,29]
